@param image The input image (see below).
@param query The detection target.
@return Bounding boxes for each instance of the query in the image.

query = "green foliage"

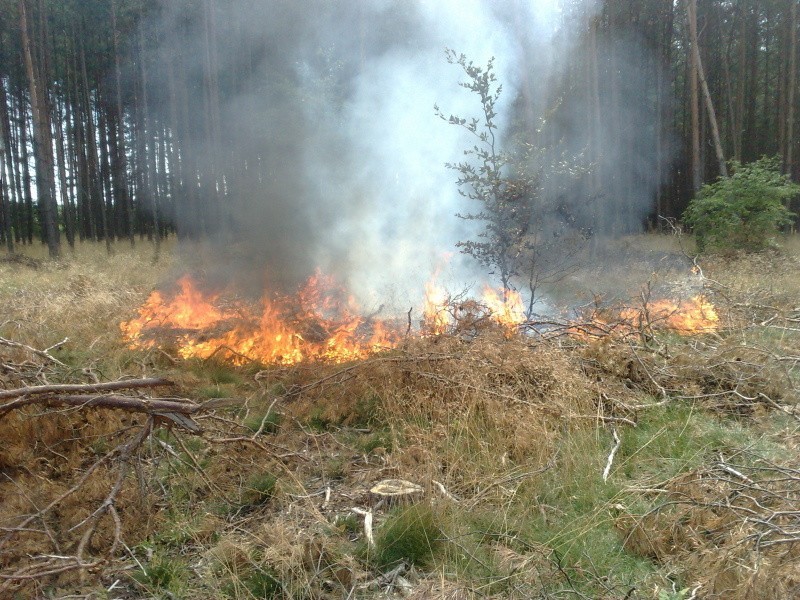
[435,50,526,291]
[307,408,332,431]
[230,566,284,599]
[191,358,243,385]
[372,505,442,569]
[658,587,692,600]
[132,553,188,593]
[358,429,394,454]
[351,393,383,427]
[683,157,798,253]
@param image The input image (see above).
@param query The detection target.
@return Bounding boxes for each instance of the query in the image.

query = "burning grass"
[1,235,799,598]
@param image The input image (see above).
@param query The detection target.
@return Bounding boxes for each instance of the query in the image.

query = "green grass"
[368,504,443,569]
[190,358,243,385]
[243,408,282,435]
[241,472,278,507]
[131,552,189,596]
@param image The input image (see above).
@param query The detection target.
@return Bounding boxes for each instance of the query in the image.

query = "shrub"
[683,156,798,253]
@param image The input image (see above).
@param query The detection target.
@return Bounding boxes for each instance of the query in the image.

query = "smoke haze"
[144,0,665,310]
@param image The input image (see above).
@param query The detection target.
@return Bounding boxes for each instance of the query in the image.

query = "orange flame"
[570,294,719,339]
[636,295,718,333]
[421,279,527,336]
[121,273,401,365]
[480,286,526,330]
[422,280,452,335]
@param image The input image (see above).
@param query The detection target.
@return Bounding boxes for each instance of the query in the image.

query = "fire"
[573,294,719,338]
[480,286,526,330]
[121,271,720,366]
[121,273,401,365]
[422,280,452,335]
[421,280,526,336]
[638,295,718,333]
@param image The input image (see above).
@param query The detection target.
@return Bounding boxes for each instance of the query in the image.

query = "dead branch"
[0,376,172,401]
[0,417,156,593]
[0,335,68,366]
[1,393,202,421]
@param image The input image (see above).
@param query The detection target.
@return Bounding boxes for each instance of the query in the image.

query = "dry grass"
[0,234,799,598]
[0,240,175,358]
[620,452,800,600]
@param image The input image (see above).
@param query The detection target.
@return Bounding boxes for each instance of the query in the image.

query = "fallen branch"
[0,377,172,401]
[0,335,68,366]
[2,393,200,418]
[0,417,156,593]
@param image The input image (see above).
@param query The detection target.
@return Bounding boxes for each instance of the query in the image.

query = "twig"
[602,428,621,482]
[0,336,68,367]
[572,414,637,427]
[350,507,375,548]
[432,479,460,502]
[251,397,279,439]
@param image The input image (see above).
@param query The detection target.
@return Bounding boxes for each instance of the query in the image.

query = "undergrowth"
[1,236,798,599]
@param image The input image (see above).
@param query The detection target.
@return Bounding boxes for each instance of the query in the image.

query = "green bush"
[683,156,798,252]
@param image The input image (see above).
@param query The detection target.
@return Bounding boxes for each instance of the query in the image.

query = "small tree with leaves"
[683,156,798,253]
[435,50,528,296]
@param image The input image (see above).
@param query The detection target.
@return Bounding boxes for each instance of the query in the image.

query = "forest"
[0,0,798,259]
[1,2,800,599]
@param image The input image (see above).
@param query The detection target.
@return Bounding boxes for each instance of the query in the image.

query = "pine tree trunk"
[19,0,59,256]
[111,0,135,246]
[79,33,109,251]
[687,0,727,179]
[53,95,74,248]
[785,0,797,174]
[15,87,33,244]
[0,82,17,251]
[138,19,160,253]
[688,1,701,193]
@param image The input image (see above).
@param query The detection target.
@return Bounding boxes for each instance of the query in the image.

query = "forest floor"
[0,234,798,599]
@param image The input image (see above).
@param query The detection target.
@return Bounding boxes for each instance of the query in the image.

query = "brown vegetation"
[0,237,798,598]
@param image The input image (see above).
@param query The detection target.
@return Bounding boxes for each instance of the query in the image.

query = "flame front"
[481,286,526,330]
[121,274,401,365]
[573,294,719,338]
[422,280,452,335]
[122,274,720,365]
[641,295,718,333]
[422,280,526,336]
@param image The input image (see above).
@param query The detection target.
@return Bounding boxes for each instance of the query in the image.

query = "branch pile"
[0,337,210,594]
[619,451,800,599]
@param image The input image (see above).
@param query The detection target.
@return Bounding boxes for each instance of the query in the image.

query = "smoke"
[143,0,664,310]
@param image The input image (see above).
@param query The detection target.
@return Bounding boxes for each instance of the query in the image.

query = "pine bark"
[687,0,727,179]
[19,0,60,256]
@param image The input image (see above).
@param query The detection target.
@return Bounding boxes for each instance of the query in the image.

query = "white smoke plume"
[145,0,666,311]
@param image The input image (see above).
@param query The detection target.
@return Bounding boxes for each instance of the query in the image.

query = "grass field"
[0,235,798,599]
